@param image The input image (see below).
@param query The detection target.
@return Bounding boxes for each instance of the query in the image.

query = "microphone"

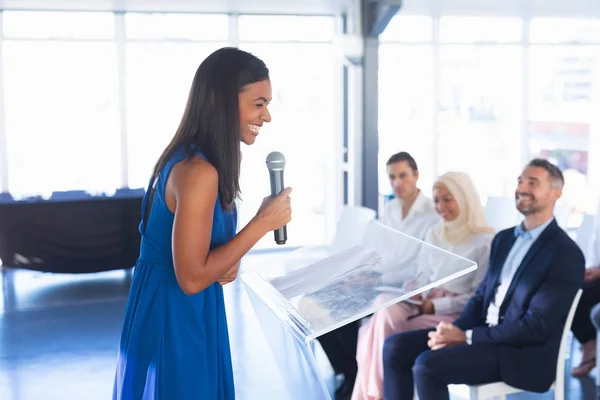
[265,151,287,245]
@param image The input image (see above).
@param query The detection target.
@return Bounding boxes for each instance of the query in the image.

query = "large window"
[379,16,523,200]
[438,45,522,198]
[2,12,120,198]
[378,17,434,198]
[238,15,335,42]
[528,18,600,213]
[124,13,229,41]
[125,42,223,188]
[379,15,600,224]
[0,11,339,248]
[237,16,337,248]
[439,16,522,43]
[528,46,597,175]
[438,17,523,199]
[125,13,228,189]
[125,42,225,188]
[3,11,115,39]
[378,45,434,195]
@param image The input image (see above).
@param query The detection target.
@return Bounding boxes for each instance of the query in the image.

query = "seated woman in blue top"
[113,47,292,400]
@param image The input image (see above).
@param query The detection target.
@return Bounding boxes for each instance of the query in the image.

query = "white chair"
[283,206,377,270]
[484,197,521,232]
[448,289,583,400]
[575,214,595,256]
[554,202,572,229]
[330,206,377,253]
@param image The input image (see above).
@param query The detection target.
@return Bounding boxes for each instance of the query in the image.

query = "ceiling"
[1,0,599,18]
[0,0,351,15]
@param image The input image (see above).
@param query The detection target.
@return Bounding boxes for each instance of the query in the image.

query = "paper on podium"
[241,221,478,399]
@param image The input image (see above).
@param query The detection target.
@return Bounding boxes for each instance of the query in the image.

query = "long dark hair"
[152,47,269,209]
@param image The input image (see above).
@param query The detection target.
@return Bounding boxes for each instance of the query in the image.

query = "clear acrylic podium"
[241,221,478,399]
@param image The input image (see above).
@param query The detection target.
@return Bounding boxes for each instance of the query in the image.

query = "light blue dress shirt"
[465,217,555,344]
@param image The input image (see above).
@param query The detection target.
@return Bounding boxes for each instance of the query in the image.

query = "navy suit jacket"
[454,219,585,392]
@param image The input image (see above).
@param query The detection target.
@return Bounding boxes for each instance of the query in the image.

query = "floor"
[0,251,597,400]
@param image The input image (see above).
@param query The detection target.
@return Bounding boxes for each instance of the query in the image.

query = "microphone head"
[266,151,286,171]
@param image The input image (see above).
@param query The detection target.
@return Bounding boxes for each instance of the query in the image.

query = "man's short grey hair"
[527,158,565,188]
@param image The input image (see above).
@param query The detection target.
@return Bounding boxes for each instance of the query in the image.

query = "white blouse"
[379,190,440,241]
[422,230,494,315]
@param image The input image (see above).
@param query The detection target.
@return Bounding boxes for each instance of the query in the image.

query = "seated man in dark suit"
[382,158,585,400]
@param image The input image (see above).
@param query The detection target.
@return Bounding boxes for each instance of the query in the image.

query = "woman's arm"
[169,156,291,295]
[218,261,240,286]
[430,237,492,315]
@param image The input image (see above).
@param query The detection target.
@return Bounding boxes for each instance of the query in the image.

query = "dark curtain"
[0,195,143,273]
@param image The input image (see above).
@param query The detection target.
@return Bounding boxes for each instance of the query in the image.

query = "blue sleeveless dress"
[113,146,236,400]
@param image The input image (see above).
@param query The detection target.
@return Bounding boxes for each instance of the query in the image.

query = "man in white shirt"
[321,151,438,400]
[379,151,439,240]
[382,159,585,400]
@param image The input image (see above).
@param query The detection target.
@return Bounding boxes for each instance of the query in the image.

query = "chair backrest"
[575,214,595,256]
[485,196,521,232]
[554,202,572,229]
[330,206,377,252]
[556,289,583,380]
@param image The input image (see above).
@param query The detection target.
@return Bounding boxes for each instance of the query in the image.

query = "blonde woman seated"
[351,171,494,400]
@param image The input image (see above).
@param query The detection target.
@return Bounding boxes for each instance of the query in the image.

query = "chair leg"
[552,358,565,400]
[553,379,564,400]
[468,386,479,400]
[596,332,600,387]
[467,388,505,400]
[2,265,16,311]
